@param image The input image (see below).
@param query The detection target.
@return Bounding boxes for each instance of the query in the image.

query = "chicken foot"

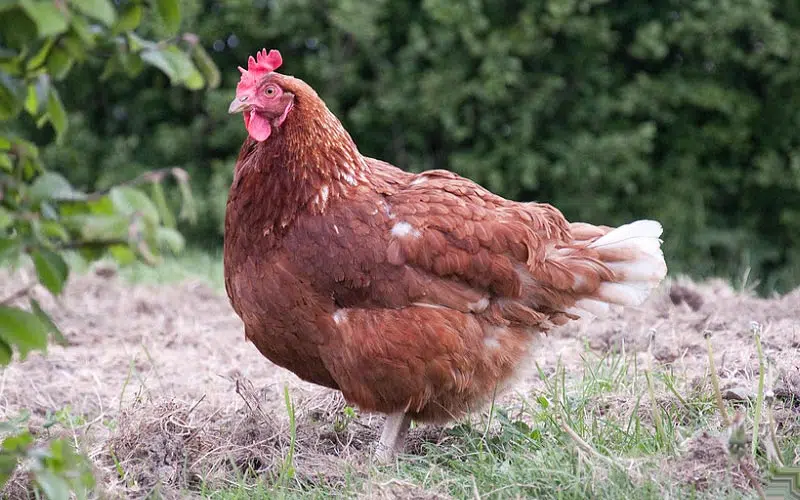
[375,412,412,464]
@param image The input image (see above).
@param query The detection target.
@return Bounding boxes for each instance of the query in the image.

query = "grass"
[194,347,796,499]
[118,249,225,288]
[65,247,226,289]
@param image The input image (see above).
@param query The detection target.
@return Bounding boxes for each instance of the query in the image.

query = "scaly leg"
[375,412,412,464]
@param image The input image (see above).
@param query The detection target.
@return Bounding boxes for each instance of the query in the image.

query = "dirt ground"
[0,266,799,499]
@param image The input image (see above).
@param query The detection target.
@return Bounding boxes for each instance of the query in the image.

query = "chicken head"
[228,48,295,142]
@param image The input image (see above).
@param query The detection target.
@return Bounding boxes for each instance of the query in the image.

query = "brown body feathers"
[224,64,667,423]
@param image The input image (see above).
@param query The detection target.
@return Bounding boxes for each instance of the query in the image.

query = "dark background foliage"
[35,0,800,293]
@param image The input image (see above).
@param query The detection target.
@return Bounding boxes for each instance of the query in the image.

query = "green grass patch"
[65,247,225,289]
[198,348,792,499]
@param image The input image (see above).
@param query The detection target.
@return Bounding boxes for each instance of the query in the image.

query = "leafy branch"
[0,0,218,497]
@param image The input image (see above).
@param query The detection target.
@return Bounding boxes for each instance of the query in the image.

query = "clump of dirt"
[105,397,283,495]
[669,282,705,311]
[775,370,800,405]
[106,399,220,494]
[2,469,31,500]
[98,378,374,498]
[668,430,752,491]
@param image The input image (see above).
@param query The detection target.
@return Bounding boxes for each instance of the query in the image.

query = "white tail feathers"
[588,219,663,255]
[572,220,667,317]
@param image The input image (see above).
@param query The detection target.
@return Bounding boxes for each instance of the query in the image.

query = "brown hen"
[224,49,668,462]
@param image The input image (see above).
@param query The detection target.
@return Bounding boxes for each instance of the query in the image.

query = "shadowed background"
[15,0,800,293]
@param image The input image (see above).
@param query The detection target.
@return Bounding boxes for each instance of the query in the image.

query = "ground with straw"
[0,260,798,499]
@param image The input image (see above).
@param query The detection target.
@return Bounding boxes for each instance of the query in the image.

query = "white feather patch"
[391,221,421,239]
[332,309,348,324]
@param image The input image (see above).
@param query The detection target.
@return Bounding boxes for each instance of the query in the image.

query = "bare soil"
[0,267,798,499]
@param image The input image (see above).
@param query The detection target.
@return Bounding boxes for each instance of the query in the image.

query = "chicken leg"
[375,412,412,464]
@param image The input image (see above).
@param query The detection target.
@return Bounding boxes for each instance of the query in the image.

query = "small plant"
[333,406,357,433]
[43,407,87,431]
[279,384,297,486]
[750,321,766,458]
[0,412,94,498]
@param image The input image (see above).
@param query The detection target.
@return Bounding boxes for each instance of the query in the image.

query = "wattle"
[245,110,272,142]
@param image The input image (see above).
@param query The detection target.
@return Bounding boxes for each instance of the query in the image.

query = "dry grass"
[0,265,798,498]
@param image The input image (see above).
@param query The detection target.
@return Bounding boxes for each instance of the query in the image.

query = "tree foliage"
[42,0,800,292]
[0,0,217,496]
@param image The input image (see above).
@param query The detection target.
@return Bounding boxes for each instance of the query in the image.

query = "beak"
[228,96,250,114]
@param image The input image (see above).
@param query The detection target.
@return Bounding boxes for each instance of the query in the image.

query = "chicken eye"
[265,86,277,96]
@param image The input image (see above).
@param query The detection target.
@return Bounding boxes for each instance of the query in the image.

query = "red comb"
[236,49,283,94]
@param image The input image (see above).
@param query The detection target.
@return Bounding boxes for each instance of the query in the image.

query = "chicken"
[223,49,668,462]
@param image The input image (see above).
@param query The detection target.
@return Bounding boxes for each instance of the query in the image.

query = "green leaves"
[28,172,87,204]
[0,431,95,496]
[153,0,180,34]
[0,0,205,287]
[0,2,211,498]
[141,46,205,90]
[0,208,12,230]
[2,429,34,452]
[156,227,185,253]
[24,79,44,115]
[0,0,203,375]
[68,0,116,27]
[109,186,161,226]
[114,3,142,33]
[36,469,71,500]
[0,305,49,363]
[0,73,24,120]
[46,47,74,80]
[150,180,175,228]
[32,248,69,295]
[78,214,129,241]
[19,0,69,38]
[0,238,21,265]
[46,87,67,141]
[0,335,11,365]
[3,0,212,96]
[106,183,191,263]
[191,43,220,89]
[30,299,67,346]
